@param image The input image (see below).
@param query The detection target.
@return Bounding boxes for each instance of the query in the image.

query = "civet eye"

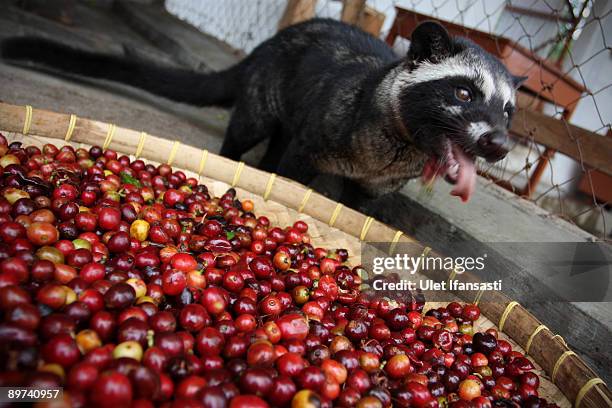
[455,87,472,102]
[503,111,509,121]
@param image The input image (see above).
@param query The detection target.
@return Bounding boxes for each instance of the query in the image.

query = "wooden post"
[341,0,366,25]
[278,0,318,30]
[521,147,556,197]
[358,6,386,36]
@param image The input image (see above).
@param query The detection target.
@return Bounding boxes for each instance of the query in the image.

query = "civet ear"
[408,21,453,63]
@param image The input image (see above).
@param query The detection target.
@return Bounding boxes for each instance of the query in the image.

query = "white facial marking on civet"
[479,70,496,102]
[498,82,514,107]
[445,106,463,115]
[393,54,507,103]
[467,121,492,141]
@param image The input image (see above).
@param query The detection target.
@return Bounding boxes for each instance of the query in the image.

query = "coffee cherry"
[297,366,326,391]
[239,368,274,396]
[230,395,269,408]
[462,304,481,321]
[276,352,307,377]
[405,381,433,407]
[98,207,121,231]
[114,341,144,361]
[346,369,371,393]
[171,253,198,272]
[247,341,276,368]
[75,329,102,354]
[358,352,380,374]
[26,222,58,245]
[179,304,209,332]
[385,354,411,379]
[249,257,274,279]
[321,359,347,384]
[196,327,225,356]
[273,251,291,271]
[472,332,497,355]
[67,362,99,390]
[104,283,136,309]
[42,334,80,367]
[201,287,228,315]
[0,139,556,408]
[276,313,309,341]
[91,371,133,407]
[458,378,482,401]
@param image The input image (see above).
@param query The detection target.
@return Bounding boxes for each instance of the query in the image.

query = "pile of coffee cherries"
[0,134,558,408]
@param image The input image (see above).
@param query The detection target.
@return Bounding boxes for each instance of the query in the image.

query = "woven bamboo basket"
[0,102,609,407]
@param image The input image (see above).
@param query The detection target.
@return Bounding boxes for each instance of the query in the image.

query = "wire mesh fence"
[165,0,612,240]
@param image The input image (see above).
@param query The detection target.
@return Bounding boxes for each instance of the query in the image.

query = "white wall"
[166,0,286,53]
[165,0,506,52]
[369,0,506,34]
[165,0,346,53]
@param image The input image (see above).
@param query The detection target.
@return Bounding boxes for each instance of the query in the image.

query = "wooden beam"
[357,6,385,37]
[341,0,366,25]
[510,109,612,176]
[278,0,317,30]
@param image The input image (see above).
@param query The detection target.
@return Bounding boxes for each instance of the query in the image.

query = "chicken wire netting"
[165,0,612,241]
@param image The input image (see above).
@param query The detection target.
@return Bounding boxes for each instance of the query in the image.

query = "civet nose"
[478,131,508,162]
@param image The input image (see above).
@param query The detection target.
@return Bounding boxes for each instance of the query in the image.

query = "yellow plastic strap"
[231,162,245,187]
[525,324,549,355]
[23,105,33,135]
[298,189,312,213]
[447,267,458,283]
[135,132,147,158]
[103,124,116,150]
[198,150,209,177]
[64,114,77,142]
[498,301,519,332]
[552,334,567,347]
[263,173,276,201]
[575,378,607,408]
[388,230,403,255]
[473,289,485,305]
[328,203,343,227]
[359,217,374,241]
[552,350,576,383]
[166,141,180,165]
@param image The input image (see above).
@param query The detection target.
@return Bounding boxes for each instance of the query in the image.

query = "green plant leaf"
[120,172,141,187]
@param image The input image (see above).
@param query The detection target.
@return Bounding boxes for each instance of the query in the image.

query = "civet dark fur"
[1,19,524,203]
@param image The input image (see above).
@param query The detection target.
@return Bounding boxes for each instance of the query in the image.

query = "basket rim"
[1,102,609,407]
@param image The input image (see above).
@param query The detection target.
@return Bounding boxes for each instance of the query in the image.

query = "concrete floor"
[0,0,609,383]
